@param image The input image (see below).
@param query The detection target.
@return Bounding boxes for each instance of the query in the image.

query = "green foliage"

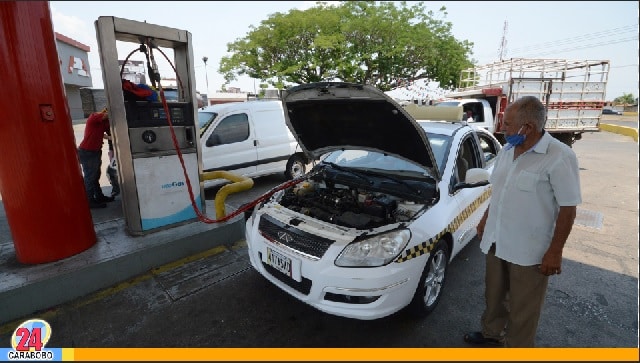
[613,93,636,105]
[218,1,474,91]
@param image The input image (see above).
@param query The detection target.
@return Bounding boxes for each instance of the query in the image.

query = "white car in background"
[244,82,501,320]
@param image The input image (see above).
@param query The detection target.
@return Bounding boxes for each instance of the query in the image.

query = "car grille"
[259,252,312,295]
[258,214,334,259]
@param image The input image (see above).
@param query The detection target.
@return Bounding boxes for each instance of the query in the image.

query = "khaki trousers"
[481,245,549,347]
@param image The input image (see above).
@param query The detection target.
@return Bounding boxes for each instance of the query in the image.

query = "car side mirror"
[454,168,490,191]
[465,168,490,184]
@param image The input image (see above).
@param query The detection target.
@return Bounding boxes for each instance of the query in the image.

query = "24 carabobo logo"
[7,319,55,360]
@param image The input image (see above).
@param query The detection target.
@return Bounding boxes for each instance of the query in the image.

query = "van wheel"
[407,239,450,318]
[285,154,306,179]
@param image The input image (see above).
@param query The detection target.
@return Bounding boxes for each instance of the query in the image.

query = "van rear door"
[200,108,258,178]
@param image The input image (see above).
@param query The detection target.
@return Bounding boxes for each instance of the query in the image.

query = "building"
[55,32,93,120]
[119,60,146,84]
[206,88,280,106]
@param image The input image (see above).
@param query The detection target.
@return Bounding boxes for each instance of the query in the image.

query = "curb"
[0,207,245,325]
[599,123,639,142]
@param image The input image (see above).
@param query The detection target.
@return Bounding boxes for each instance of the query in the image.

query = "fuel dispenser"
[95,16,205,235]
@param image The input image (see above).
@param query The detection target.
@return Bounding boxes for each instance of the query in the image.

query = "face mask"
[505,126,526,146]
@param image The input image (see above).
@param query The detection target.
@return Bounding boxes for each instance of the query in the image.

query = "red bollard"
[0,1,97,264]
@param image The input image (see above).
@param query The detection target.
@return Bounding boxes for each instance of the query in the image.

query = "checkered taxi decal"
[394,187,492,263]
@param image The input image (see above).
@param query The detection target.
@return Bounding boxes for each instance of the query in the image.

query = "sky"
[49,1,638,100]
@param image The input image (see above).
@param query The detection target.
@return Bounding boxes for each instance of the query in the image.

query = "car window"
[462,102,483,122]
[451,135,481,190]
[198,111,217,129]
[162,89,179,102]
[206,113,249,147]
[477,133,499,163]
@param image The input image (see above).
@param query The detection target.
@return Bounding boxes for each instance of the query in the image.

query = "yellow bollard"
[200,171,254,219]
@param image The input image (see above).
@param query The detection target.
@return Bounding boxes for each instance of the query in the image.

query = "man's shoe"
[96,195,115,203]
[89,200,107,209]
[463,331,504,347]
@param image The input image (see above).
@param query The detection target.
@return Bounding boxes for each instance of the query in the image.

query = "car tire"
[407,239,450,318]
[285,153,306,179]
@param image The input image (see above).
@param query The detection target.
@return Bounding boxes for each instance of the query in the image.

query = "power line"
[518,36,638,57]
[508,24,638,54]
[611,64,639,69]
[476,23,639,60]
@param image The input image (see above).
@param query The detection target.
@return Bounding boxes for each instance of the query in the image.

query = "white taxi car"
[245,82,501,320]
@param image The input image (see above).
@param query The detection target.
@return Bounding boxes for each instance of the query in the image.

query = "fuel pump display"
[95,16,205,235]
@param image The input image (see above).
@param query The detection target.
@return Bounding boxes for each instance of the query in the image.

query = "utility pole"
[498,20,508,61]
[202,56,209,94]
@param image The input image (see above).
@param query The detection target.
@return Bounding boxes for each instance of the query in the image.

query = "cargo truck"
[435,58,610,147]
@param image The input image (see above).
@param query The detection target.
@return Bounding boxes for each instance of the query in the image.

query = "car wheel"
[407,239,450,318]
[285,153,306,179]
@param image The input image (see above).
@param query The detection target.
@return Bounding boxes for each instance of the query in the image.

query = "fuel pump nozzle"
[139,39,160,88]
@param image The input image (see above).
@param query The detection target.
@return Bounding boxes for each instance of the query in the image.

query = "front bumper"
[245,213,426,320]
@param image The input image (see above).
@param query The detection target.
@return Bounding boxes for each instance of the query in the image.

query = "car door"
[200,109,258,178]
[449,131,490,253]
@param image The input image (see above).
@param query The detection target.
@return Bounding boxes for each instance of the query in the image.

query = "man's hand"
[539,206,575,276]
[476,208,489,239]
[539,250,563,276]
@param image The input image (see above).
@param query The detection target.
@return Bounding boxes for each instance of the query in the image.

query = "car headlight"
[335,229,411,267]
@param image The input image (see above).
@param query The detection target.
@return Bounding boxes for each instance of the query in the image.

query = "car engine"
[278,178,427,230]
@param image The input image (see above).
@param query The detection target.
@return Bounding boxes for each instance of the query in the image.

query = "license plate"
[267,247,292,277]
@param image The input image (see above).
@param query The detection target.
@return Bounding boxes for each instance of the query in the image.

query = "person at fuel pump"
[463,96,581,347]
[78,108,115,209]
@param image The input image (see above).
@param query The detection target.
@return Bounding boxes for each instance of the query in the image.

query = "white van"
[199,100,308,188]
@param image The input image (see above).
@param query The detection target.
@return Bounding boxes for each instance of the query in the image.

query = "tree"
[613,93,636,105]
[218,1,474,91]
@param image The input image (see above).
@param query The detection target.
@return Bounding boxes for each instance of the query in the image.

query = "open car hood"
[282,82,439,179]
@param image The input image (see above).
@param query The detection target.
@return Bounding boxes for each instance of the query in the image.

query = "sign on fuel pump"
[95,16,205,235]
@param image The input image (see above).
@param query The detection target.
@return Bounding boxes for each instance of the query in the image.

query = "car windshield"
[198,111,217,128]
[322,150,427,176]
[319,132,451,178]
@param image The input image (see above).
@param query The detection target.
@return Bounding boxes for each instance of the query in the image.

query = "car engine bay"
[274,166,437,229]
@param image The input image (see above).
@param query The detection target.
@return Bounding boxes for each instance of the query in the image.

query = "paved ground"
[0,128,637,353]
